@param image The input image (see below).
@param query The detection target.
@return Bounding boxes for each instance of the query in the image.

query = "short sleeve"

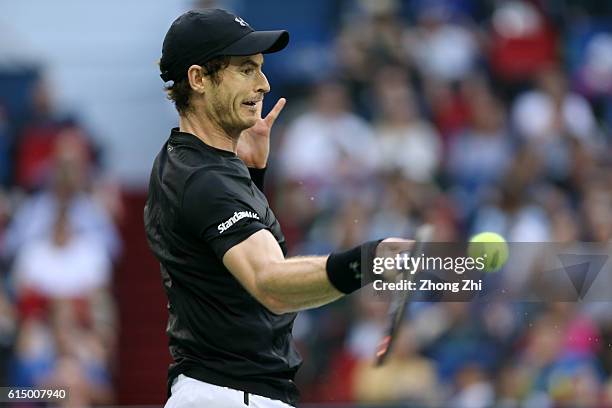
[181,170,268,259]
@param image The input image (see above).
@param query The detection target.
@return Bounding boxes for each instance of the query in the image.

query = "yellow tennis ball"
[468,232,509,272]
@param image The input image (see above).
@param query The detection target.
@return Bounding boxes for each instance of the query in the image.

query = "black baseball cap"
[160,9,289,82]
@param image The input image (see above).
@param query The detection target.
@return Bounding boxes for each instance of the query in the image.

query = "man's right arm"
[223,229,343,314]
[223,229,411,315]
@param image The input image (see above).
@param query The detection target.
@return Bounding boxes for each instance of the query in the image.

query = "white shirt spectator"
[280,111,379,183]
[406,24,479,82]
[13,234,111,298]
[4,191,121,260]
[377,122,441,182]
[512,90,597,143]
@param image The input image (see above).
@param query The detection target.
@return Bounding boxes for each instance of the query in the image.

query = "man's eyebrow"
[238,58,263,68]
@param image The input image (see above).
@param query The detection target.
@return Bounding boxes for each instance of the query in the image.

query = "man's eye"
[243,68,254,75]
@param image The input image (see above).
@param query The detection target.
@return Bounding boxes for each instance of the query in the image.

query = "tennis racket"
[375,224,434,366]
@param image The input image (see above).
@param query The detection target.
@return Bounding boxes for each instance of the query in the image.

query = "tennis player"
[144,9,408,407]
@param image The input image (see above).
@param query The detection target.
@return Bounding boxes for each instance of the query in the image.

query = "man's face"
[202,53,270,134]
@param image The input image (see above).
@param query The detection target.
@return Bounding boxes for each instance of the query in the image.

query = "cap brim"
[221,30,289,56]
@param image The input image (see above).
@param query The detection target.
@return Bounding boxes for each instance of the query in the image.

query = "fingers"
[264,98,286,126]
[381,237,409,244]
[376,238,414,259]
[375,239,415,282]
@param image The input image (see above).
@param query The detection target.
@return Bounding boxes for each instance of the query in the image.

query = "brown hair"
[164,56,231,115]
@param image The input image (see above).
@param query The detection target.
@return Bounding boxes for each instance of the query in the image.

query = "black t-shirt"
[144,129,302,406]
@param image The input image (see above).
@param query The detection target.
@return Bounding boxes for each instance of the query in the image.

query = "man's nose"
[257,71,270,94]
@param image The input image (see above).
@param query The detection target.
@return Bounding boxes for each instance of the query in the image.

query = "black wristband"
[248,167,266,191]
[326,240,382,294]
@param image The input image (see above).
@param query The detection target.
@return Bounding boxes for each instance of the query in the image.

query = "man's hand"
[376,238,414,282]
[377,238,414,258]
[237,98,286,168]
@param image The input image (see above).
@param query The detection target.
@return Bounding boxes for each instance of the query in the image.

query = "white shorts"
[164,374,294,408]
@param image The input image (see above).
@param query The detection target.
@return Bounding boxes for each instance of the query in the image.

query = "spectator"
[488,0,558,86]
[345,289,388,360]
[335,0,409,117]
[11,207,111,300]
[279,80,380,203]
[580,177,612,242]
[352,325,441,405]
[403,3,480,83]
[13,79,93,191]
[367,173,417,239]
[446,79,514,219]
[512,66,599,181]
[4,130,121,260]
[372,65,442,183]
[14,299,114,406]
[575,32,612,97]
[449,363,495,408]
[512,66,598,144]
[471,163,551,242]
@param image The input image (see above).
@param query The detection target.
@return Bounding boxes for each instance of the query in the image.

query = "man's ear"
[187,65,207,94]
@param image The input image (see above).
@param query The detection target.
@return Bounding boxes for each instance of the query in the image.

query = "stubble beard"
[208,96,252,140]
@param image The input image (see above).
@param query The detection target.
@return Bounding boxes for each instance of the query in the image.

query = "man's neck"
[178,113,239,153]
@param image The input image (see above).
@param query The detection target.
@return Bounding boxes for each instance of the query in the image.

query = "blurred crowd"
[0,76,122,405]
[261,0,612,406]
[1,0,611,406]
